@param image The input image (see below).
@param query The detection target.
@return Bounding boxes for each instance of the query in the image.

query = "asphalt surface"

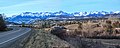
[0,27,31,47]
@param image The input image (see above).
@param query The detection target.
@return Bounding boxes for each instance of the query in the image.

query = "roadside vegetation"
[51,18,120,39]
[0,14,12,32]
[0,14,8,31]
[18,14,120,48]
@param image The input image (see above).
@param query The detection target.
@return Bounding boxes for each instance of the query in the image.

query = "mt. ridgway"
[6,11,120,24]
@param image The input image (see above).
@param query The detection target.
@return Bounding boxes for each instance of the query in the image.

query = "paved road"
[0,27,31,47]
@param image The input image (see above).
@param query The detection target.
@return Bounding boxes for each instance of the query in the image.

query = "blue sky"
[0,0,120,17]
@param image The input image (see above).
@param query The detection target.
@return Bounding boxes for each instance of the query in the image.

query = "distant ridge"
[6,11,120,24]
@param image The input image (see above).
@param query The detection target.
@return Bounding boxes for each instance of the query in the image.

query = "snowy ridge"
[6,11,120,24]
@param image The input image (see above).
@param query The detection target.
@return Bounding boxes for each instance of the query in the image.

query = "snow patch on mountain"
[6,11,120,24]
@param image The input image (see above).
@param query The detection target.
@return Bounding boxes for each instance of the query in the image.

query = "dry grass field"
[63,23,120,47]
[64,24,79,30]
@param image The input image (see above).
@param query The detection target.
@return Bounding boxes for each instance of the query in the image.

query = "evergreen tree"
[0,14,7,31]
[22,22,25,27]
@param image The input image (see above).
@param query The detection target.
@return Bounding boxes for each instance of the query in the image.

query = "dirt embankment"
[8,29,75,48]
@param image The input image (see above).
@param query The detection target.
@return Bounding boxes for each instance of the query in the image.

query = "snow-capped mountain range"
[16,11,120,17]
[6,11,120,24]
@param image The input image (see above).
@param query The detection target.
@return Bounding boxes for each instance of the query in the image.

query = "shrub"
[112,21,120,28]
[106,20,111,24]
[78,22,82,29]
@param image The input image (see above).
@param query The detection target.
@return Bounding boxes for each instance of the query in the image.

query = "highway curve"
[0,27,31,48]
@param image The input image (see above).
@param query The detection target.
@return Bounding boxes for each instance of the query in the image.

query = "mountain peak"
[59,11,64,13]
[6,11,120,24]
